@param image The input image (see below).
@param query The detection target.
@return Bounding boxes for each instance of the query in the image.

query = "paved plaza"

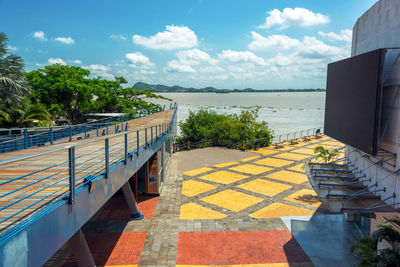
[59,136,361,266]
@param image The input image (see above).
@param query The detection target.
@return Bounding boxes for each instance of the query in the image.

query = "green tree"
[353,218,400,266]
[26,65,171,124]
[178,108,273,148]
[0,32,30,107]
[0,102,54,128]
[117,87,171,114]
[26,64,94,124]
[313,145,338,163]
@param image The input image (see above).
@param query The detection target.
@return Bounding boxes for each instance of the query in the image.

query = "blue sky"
[1,0,377,89]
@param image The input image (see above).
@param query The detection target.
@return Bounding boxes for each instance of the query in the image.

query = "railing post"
[124,133,128,165]
[106,124,109,135]
[156,125,158,139]
[151,126,153,143]
[50,127,54,145]
[105,138,109,178]
[145,128,148,147]
[242,141,246,151]
[84,125,87,139]
[170,103,172,109]
[125,122,128,131]
[136,130,140,155]
[68,146,76,204]
[201,139,204,148]
[24,128,28,149]
[187,141,190,150]
[69,126,72,142]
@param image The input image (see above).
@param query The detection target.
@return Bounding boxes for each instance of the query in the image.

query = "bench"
[274,142,285,149]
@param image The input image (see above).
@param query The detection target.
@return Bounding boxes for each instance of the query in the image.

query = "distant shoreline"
[156,90,326,93]
[132,82,325,93]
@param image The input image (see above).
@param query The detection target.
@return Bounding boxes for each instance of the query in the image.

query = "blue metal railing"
[0,103,177,244]
[0,105,174,154]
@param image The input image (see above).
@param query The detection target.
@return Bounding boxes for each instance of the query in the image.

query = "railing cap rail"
[0,107,176,165]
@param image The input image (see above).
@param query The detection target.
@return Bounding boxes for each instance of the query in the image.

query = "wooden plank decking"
[0,109,174,235]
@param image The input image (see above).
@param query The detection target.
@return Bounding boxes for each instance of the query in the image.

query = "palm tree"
[353,217,400,266]
[313,145,338,163]
[0,103,54,128]
[0,32,30,107]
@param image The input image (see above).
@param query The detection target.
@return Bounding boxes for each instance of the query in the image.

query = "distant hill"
[132,82,325,93]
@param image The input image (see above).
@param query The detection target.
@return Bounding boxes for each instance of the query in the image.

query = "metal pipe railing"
[0,105,177,238]
[0,104,175,154]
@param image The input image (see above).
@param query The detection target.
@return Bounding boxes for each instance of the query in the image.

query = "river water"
[151,92,325,136]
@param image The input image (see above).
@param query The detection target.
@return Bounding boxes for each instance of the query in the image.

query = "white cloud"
[70,59,82,64]
[165,60,196,73]
[298,36,348,59]
[125,52,154,66]
[33,31,47,41]
[7,45,17,51]
[218,50,266,65]
[133,25,198,50]
[48,57,66,65]
[248,32,301,51]
[176,49,217,65]
[259,8,329,29]
[318,29,352,42]
[165,49,217,73]
[54,37,75,45]
[84,64,114,79]
[110,34,127,40]
[248,32,348,60]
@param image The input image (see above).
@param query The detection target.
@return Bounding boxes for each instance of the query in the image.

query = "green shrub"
[177,108,273,149]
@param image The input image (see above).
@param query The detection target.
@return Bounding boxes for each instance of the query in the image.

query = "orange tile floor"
[176,231,311,265]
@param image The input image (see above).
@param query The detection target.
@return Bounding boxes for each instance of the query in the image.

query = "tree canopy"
[178,108,273,148]
[0,32,30,107]
[26,64,171,124]
[0,31,170,128]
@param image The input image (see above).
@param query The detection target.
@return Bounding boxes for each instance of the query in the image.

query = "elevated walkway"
[0,107,177,266]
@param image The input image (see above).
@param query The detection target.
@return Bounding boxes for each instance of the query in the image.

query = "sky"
[1,0,378,89]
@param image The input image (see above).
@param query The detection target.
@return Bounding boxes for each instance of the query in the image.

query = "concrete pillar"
[122,182,144,220]
[69,230,95,267]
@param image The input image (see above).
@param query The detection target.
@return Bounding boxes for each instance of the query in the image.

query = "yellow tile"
[237,179,292,196]
[288,164,306,173]
[248,148,278,156]
[184,167,213,176]
[214,161,239,168]
[229,164,272,175]
[201,189,263,212]
[322,141,343,146]
[199,171,248,185]
[249,203,316,219]
[268,145,293,151]
[179,203,227,220]
[253,158,293,168]
[274,153,311,161]
[182,180,217,197]
[290,148,316,155]
[240,156,261,162]
[287,141,307,147]
[284,189,322,207]
[266,170,309,185]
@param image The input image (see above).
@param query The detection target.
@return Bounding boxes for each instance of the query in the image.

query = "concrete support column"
[122,181,144,220]
[69,229,95,267]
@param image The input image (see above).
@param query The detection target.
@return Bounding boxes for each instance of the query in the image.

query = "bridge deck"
[0,109,174,237]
